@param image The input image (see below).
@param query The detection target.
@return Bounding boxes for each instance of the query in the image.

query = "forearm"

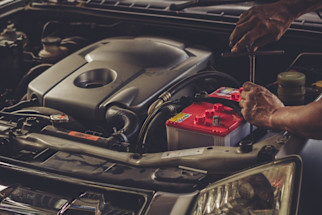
[278,0,322,16]
[266,0,322,24]
[229,0,322,52]
[270,100,322,140]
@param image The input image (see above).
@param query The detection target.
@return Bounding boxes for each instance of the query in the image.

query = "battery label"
[168,112,191,123]
[214,87,235,97]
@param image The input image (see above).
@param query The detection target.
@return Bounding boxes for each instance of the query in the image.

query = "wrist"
[277,1,303,18]
[268,107,287,130]
[279,0,322,17]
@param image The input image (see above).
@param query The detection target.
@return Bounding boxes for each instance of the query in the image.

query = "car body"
[0,0,321,214]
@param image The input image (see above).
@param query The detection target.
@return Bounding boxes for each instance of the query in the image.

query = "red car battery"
[166,87,251,150]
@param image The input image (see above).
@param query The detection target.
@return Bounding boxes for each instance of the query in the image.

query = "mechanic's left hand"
[229,2,296,52]
[239,82,284,128]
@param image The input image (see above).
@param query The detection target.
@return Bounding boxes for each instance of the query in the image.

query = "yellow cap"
[313,80,322,89]
[313,80,322,91]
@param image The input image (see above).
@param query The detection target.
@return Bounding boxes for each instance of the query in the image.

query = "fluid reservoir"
[0,23,25,88]
[166,87,251,150]
[38,36,69,63]
[277,71,306,105]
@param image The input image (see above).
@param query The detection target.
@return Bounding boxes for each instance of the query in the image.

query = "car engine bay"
[0,0,321,172]
[0,0,320,214]
[0,1,320,211]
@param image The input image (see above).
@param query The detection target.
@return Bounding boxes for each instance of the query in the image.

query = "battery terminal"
[213,115,220,126]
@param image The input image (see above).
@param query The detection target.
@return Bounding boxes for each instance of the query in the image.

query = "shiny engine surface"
[28,37,211,120]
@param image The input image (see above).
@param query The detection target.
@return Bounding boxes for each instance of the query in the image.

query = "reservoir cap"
[277,71,306,87]
[277,71,306,105]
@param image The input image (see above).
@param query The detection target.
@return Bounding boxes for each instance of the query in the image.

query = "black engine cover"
[28,37,212,120]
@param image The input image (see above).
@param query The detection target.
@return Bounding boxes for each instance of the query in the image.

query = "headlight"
[191,156,302,215]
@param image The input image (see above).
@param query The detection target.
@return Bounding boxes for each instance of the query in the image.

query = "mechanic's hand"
[229,3,296,52]
[239,82,284,128]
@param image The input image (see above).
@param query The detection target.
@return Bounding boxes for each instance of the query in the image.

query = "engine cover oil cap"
[50,114,70,123]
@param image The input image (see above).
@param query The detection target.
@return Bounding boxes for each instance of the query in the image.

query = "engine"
[0,1,322,214]
[0,17,321,159]
[27,37,212,120]
[21,35,249,153]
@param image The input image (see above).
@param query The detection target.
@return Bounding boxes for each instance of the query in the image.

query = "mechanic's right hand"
[239,82,284,128]
[229,2,296,53]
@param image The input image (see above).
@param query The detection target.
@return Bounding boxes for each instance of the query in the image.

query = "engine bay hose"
[138,98,193,152]
[13,64,52,101]
[105,105,140,143]
[1,98,39,113]
[141,103,182,152]
[167,70,241,95]
[148,71,241,114]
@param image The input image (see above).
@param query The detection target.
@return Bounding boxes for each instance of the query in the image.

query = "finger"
[252,33,279,49]
[229,18,257,48]
[239,98,245,108]
[240,91,246,100]
[231,28,265,52]
[237,10,252,23]
[236,7,257,25]
[229,6,262,47]
[242,81,256,91]
[240,92,254,111]
[252,45,259,52]
[229,9,255,45]
[241,108,251,121]
[239,98,251,110]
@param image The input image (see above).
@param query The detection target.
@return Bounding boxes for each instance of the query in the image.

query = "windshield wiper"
[169,0,255,11]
